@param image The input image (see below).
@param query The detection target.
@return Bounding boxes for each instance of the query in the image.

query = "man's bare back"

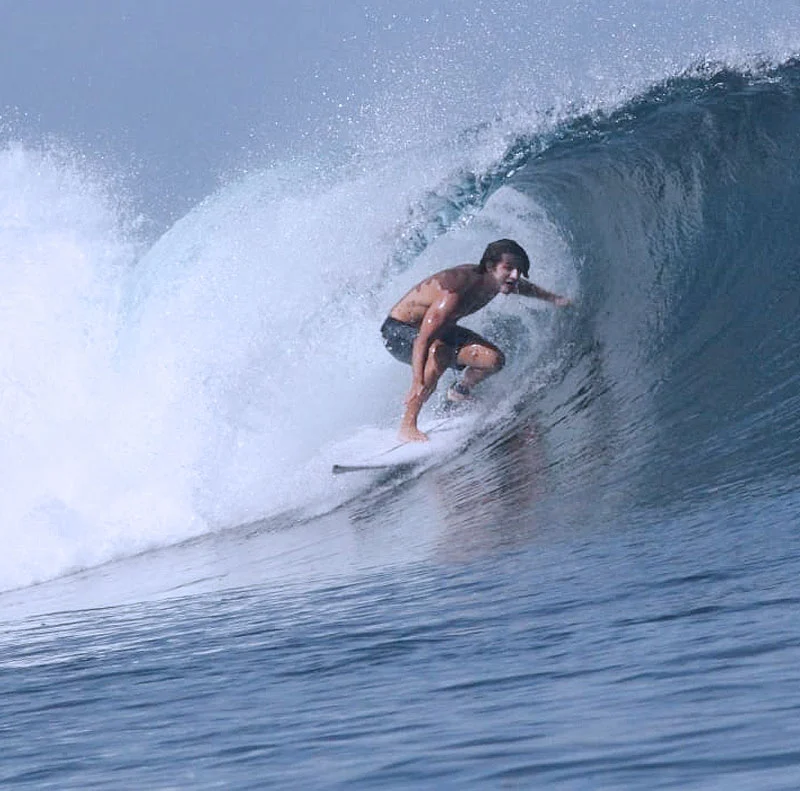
[380,240,571,442]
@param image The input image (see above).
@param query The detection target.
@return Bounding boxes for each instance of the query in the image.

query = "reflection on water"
[428,420,549,561]
[345,416,550,564]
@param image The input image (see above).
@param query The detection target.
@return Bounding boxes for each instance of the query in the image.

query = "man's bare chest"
[453,287,494,319]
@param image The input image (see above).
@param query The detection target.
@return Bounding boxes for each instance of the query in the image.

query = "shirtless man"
[381,239,571,442]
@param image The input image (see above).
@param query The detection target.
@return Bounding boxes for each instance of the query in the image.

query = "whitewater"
[3,2,800,788]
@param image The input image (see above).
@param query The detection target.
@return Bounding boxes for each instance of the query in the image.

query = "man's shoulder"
[435,263,480,289]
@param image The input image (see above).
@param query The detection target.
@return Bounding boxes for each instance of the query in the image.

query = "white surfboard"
[331,416,474,474]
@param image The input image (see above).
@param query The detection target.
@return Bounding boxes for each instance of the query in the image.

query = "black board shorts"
[380,316,475,371]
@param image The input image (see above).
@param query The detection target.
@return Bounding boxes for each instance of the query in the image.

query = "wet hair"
[477,239,530,278]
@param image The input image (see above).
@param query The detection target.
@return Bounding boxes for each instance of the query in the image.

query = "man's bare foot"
[399,425,429,442]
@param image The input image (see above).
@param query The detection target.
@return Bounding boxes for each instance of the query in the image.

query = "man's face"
[490,253,523,294]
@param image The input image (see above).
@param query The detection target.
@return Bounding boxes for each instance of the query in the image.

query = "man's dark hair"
[478,239,530,277]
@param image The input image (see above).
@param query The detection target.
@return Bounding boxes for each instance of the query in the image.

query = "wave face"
[2,60,800,591]
[498,60,800,522]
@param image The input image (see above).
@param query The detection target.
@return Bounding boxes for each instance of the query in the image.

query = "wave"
[344,59,800,534]
[2,58,800,592]
[475,59,800,518]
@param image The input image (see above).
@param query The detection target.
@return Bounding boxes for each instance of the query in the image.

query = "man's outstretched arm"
[517,279,572,306]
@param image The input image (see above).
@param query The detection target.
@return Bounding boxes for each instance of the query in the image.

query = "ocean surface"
[3,11,800,789]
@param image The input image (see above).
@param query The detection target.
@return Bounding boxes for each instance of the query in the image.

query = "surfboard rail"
[329,416,474,475]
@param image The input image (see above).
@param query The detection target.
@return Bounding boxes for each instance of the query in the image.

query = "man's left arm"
[516,279,572,307]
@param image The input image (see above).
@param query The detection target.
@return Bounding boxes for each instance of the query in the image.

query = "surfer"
[381,239,571,442]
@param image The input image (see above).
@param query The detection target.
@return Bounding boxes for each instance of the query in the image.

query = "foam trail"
[3,138,530,590]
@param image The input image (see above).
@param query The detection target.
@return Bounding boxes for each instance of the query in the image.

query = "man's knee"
[457,344,504,372]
